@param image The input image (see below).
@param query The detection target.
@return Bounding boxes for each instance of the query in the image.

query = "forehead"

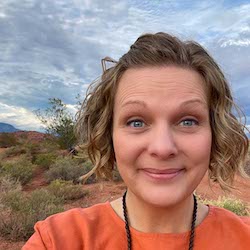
[114,66,208,107]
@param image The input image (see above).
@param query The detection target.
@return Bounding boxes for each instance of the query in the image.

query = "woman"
[23,32,250,250]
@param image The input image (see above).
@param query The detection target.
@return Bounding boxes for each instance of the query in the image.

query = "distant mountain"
[0,122,20,133]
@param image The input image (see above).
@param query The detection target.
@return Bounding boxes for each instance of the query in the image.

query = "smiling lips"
[140,168,184,180]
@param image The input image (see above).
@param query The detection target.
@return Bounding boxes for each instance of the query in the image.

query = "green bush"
[25,143,43,162]
[0,176,63,240]
[34,153,57,169]
[25,140,62,164]
[0,157,35,185]
[1,146,27,158]
[36,98,77,149]
[0,133,19,148]
[47,179,88,201]
[0,188,64,241]
[0,175,22,193]
[45,156,92,183]
[40,138,60,152]
[0,176,22,210]
[1,189,26,212]
[203,196,249,216]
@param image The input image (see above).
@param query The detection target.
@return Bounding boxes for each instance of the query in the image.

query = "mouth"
[139,168,184,181]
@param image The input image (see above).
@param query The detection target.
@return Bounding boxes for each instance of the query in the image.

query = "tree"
[36,98,77,149]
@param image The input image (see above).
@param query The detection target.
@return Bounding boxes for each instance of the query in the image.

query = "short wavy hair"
[75,32,249,190]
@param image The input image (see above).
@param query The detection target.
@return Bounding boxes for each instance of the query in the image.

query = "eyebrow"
[121,99,207,109]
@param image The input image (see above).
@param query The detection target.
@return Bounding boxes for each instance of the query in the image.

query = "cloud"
[220,39,250,47]
[65,103,78,117]
[0,0,250,130]
[0,101,81,132]
[0,102,44,131]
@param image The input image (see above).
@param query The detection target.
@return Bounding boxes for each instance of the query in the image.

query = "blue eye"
[127,120,144,128]
[180,119,198,126]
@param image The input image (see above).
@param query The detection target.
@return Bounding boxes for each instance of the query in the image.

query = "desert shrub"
[0,176,22,209]
[1,146,27,158]
[112,167,123,182]
[0,189,26,212]
[74,156,122,183]
[32,138,60,154]
[16,133,28,145]
[203,196,249,216]
[80,160,96,184]
[0,157,35,185]
[0,133,19,148]
[27,189,63,216]
[47,179,88,201]
[0,188,63,241]
[25,143,43,162]
[45,156,94,183]
[40,138,60,151]
[26,140,62,164]
[34,152,58,169]
[0,175,21,193]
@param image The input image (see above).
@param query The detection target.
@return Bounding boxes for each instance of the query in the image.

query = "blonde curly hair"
[75,32,249,190]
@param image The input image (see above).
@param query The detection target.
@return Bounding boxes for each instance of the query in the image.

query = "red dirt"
[1,171,249,249]
[0,237,25,250]
[12,131,49,144]
[22,167,48,192]
[197,173,250,203]
[0,148,7,153]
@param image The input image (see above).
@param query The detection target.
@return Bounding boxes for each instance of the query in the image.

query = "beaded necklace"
[122,191,197,250]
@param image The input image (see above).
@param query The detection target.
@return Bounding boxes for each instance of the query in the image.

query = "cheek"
[184,132,212,165]
[113,133,127,162]
[113,135,132,160]
[113,133,141,166]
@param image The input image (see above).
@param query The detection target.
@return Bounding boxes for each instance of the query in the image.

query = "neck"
[125,189,195,234]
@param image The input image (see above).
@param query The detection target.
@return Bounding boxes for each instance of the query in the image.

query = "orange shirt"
[22,202,250,250]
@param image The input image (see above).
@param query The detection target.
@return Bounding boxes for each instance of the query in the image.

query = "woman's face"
[112,66,212,207]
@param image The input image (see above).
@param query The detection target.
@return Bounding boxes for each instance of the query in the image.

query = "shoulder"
[42,202,111,229]
[211,205,250,222]
[194,206,250,248]
[22,202,114,249]
[209,205,250,229]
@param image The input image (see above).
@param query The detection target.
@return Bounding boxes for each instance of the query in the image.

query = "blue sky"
[0,0,249,131]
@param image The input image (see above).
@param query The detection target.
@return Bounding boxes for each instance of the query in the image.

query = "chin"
[131,186,192,209]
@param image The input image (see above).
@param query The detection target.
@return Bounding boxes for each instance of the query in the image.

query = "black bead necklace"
[122,191,197,250]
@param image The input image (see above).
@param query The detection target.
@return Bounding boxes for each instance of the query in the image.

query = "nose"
[147,124,178,159]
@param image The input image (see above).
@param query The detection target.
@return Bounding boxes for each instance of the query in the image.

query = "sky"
[0,0,250,131]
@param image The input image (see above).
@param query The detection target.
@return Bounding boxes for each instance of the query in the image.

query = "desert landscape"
[0,131,249,250]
